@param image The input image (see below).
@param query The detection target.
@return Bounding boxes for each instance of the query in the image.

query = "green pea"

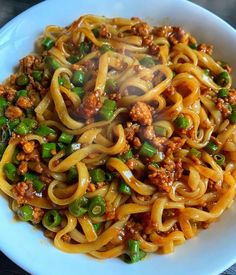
[216,71,230,87]
[71,70,85,87]
[16,74,29,86]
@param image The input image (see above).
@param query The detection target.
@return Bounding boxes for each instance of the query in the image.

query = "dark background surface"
[0,0,236,274]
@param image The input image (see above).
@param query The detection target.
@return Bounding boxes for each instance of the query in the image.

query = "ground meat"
[12,182,35,204]
[215,98,230,118]
[32,207,44,224]
[99,24,111,38]
[126,158,135,170]
[152,26,173,38]
[20,55,42,74]
[79,90,102,119]
[142,35,153,46]
[173,159,183,180]
[17,161,28,175]
[221,63,232,73]
[28,161,44,174]
[5,105,23,119]
[151,136,167,151]
[140,125,154,140]
[163,85,176,97]
[16,96,33,109]
[133,137,142,149]
[39,175,52,185]
[149,44,160,55]
[130,102,152,126]
[62,234,71,243]
[0,86,17,102]
[44,230,56,239]
[228,89,236,105]
[87,183,96,192]
[148,165,173,192]
[124,122,140,142]
[197,43,213,55]
[16,152,26,161]
[131,22,151,37]
[169,27,187,45]
[108,92,121,101]
[165,137,186,156]
[24,149,40,162]
[22,141,35,154]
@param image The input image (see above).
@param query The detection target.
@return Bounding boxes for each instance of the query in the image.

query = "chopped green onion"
[68,166,78,183]
[88,196,106,217]
[93,223,102,232]
[16,89,28,99]
[203,69,210,76]
[35,125,56,137]
[119,180,131,195]
[69,197,89,217]
[105,79,118,94]
[33,179,45,193]
[71,70,85,87]
[139,141,157,157]
[189,43,198,49]
[41,143,56,158]
[79,42,92,55]
[100,43,113,53]
[100,109,114,120]
[0,116,8,128]
[174,115,189,129]
[118,149,133,162]
[4,163,18,182]
[99,99,117,120]
[213,154,225,166]
[149,162,159,168]
[68,55,81,64]
[105,172,116,182]
[72,87,85,98]
[58,77,65,86]
[42,210,62,229]
[189,148,201,158]
[23,172,45,192]
[45,56,60,72]
[229,111,236,123]
[123,239,146,263]
[58,132,74,144]
[16,74,29,87]
[22,118,37,129]
[205,141,219,155]
[12,148,20,165]
[65,143,81,156]
[42,37,55,50]
[24,172,38,182]
[92,28,99,38]
[0,96,8,110]
[217,88,229,98]
[8,119,20,131]
[32,70,43,82]
[57,142,66,151]
[216,71,230,87]
[154,126,167,137]
[15,122,29,135]
[0,143,7,159]
[140,56,155,68]
[90,168,105,183]
[17,205,33,222]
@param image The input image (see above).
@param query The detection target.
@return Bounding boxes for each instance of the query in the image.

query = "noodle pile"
[0,15,236,262]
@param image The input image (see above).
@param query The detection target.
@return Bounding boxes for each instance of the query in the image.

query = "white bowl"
[0,0,236,274]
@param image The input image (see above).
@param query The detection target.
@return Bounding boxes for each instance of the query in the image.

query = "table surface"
[0,0,236,274]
